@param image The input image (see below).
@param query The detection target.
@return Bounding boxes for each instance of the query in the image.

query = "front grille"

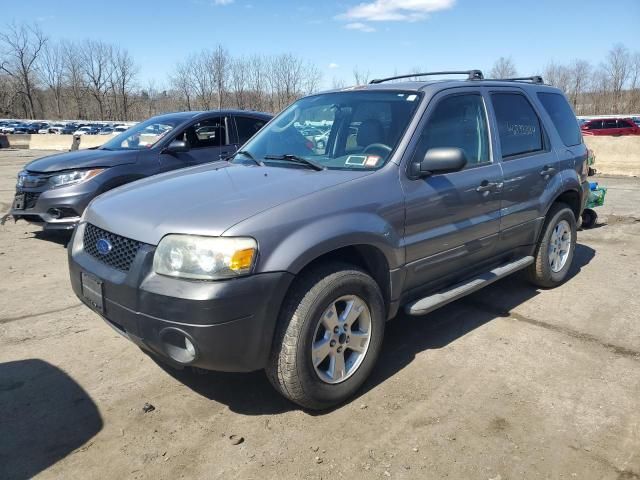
[24,192,40,209]
[83,223,142,272]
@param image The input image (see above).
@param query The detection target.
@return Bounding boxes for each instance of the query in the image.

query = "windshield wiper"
[231,149,264,166]
[263,154,325,171]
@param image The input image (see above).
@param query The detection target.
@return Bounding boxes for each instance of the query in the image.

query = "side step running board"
[405,256,534,316]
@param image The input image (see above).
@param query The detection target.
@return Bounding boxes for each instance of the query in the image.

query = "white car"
[73,126,95,136]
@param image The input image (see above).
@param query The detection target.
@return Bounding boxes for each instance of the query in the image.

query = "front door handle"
[476,180,503,193]
[540,165,556,177]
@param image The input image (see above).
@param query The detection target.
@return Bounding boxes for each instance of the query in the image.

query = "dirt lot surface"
[1,150,639,480]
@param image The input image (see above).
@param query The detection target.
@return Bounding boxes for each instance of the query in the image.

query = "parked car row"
[0,120,132,135]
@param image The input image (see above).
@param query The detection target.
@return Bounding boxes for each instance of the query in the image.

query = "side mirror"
[164,139,189,154]
[412,147,467,177]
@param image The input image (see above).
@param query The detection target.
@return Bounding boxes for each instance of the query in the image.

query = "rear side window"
[412,94,490,166]
[537,92,582,146]
[603,119,617,129]
[235,116,267,144]
[618,119,633,129]
[491,93,543,158]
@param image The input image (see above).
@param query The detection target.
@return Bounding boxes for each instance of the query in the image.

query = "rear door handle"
[476,181,503,193]
[540,165,556,177]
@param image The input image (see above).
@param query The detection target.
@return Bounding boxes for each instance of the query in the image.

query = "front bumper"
[68,223,294,372]
[10,180,100,230]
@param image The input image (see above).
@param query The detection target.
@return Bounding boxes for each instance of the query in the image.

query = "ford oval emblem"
[96,238,112,255]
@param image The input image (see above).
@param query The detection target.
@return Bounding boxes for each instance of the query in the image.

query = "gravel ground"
[1,149,639,480]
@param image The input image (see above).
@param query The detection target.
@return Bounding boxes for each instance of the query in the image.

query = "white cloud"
[338,0,455,22]
[213,0,234,5]
[344,22,376,32]
[328,63,340,69]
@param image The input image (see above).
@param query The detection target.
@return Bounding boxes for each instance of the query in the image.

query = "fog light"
[159,328,198,364]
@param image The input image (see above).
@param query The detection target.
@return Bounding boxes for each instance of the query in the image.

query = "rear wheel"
[267,263,385,410]
[526,203,577,288]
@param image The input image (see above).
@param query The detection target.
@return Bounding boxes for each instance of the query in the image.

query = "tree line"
[489,45,640,115]
[1,21,639,122]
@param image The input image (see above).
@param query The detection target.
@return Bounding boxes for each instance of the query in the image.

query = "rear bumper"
[68,224,294,372]
[580,180,590,214]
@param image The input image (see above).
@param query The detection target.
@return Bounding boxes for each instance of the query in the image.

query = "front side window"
[101,116,183,150]
[179,117,228,149]
[232,90,422,170]
[411,94,490,167]
[491,93,543,158]
[618,119,633,129]
[537,92,581,146]
[236,116,267,144]
[603,119,617,129]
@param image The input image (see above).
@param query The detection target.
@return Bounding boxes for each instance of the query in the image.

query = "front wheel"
[267,263,385,410]
[526,203,577,288]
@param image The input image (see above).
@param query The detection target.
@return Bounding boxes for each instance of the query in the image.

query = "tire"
[267,262,385,410]
[526,203,577,288]
[581,208,597,229]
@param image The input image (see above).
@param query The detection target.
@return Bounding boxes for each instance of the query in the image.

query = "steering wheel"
[363,143,392,156]
[271,107,300,133]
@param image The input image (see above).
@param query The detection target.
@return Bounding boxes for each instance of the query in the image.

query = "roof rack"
[494,76,545,84]
[369,69,484,84]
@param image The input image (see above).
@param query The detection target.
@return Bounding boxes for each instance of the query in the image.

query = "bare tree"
[353,67,370,85]
[39,40,65,118]
[246,54,266,111]
[230,56,248,109]
[602,43,631,112]
[209,45,229,109]
[111,47,138,120]
[628,52,640,111]
[170,60,194,111]
[544,61,571,92]
[62,41,87,119]
[489,57,517,78]
[331,77,347,89]
[79,40,113,120]
[0,22,47,118]
[566,59,591,111]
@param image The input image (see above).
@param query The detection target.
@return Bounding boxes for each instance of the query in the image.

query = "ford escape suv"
[11,110,271,231]
[69,70,590,409]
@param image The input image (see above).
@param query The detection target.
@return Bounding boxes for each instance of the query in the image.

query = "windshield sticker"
[365,155,381,167]
[346,155,367,166]
[406,94,418,102]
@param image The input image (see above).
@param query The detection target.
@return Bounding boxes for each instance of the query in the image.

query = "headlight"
[49,169,104,188]
[153,235,257,280]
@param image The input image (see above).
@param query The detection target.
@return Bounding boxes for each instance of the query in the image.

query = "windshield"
[100,116,184,150]
[233,90,421,170]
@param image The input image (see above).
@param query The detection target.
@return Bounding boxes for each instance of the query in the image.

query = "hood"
[86,162,372,245]
[25,149,138,173]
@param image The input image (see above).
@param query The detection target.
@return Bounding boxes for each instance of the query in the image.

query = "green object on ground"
[586,186,607,209]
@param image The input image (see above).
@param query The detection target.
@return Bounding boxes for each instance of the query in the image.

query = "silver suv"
[68,70,590,409]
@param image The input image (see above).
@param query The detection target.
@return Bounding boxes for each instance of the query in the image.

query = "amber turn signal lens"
[230,248,256,272]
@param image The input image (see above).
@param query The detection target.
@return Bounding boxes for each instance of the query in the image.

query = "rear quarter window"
[537,92,582,146]
[491,93,544,158]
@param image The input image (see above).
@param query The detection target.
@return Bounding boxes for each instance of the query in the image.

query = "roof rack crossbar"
[494,76,544,84]
[369,69,484,84]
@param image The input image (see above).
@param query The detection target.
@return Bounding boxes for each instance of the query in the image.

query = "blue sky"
[5,0,640,88]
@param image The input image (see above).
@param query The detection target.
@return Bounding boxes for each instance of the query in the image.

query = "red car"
[581,118,640,136]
